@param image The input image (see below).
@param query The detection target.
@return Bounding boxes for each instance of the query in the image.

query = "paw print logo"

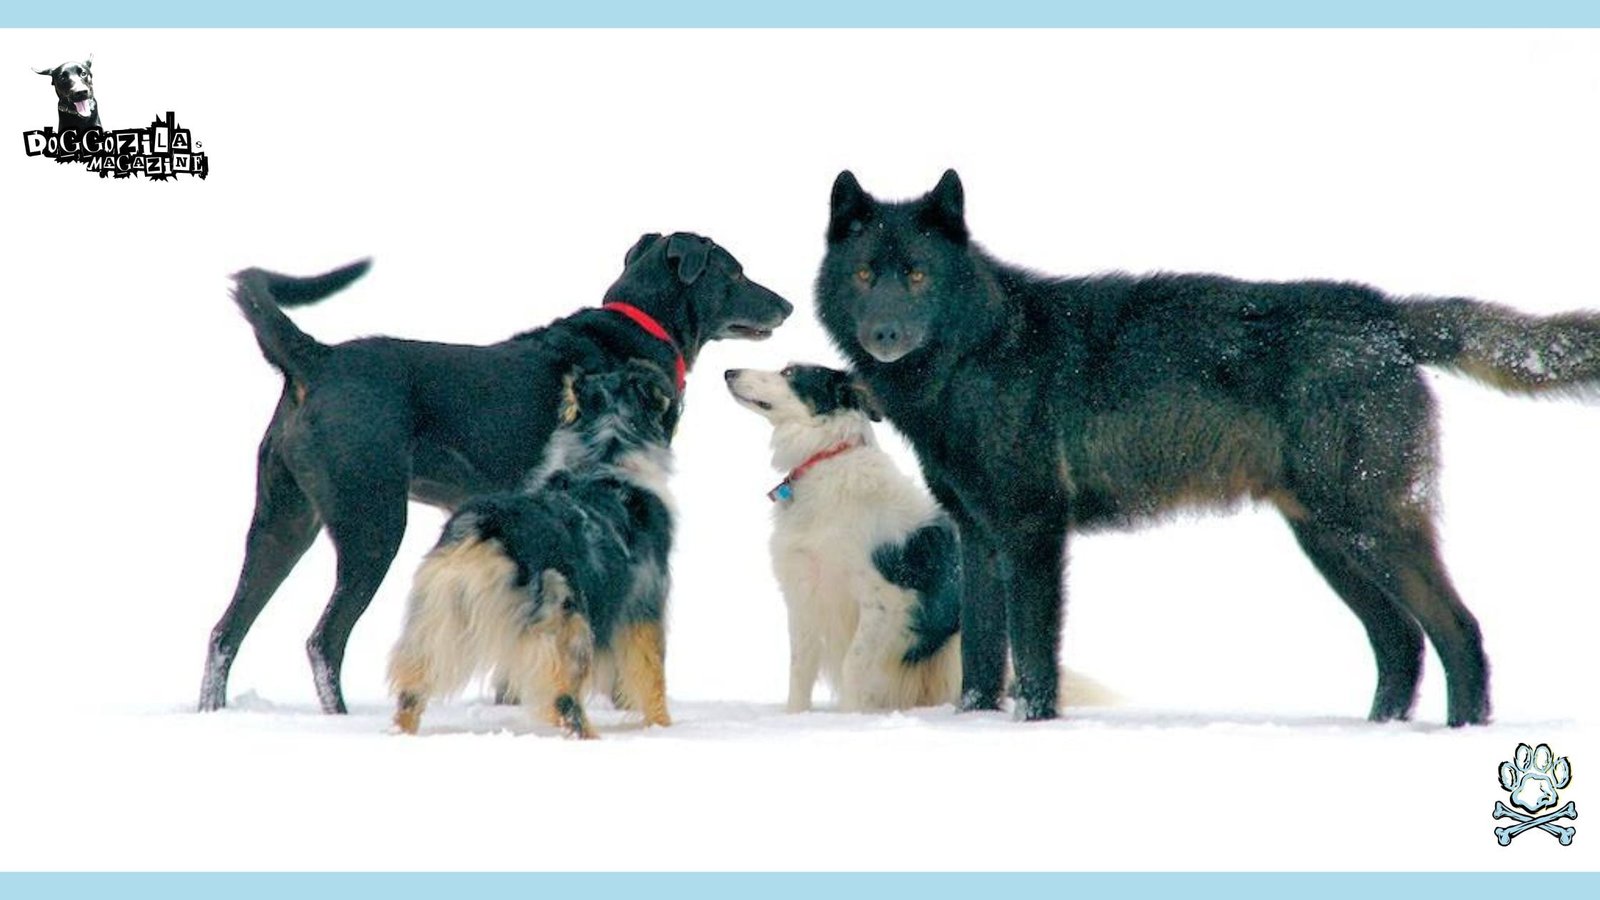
[1493,742,1577,846]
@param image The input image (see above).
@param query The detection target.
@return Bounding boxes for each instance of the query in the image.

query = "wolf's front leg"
[953,515,1007,712]
[996,522,1067,721]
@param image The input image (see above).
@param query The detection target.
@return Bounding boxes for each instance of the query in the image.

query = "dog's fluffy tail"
[1400,297,1600,396]
[230,258,371,383]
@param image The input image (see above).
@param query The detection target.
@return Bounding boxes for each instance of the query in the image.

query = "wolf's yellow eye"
[856,267,872,282]
[909,269,926,284]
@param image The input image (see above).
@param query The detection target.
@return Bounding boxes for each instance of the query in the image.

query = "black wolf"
[390,363,678,739]
[203,233,791,715]
[816,169,1600,726]
[34,57,99,131]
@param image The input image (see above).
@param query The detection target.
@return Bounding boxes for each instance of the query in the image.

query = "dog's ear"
[837,375,885,422]
[917,169,968,243]
[665,233,709,285]
[828,170,875,243]
[623,361,681,434]
[625,233,663,269]
[83,55,92,72]
[627,360,676,408]
[559,371,581,425]
[34,65,56,76]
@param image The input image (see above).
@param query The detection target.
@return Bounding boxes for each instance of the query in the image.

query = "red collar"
[768,440,863,503]
[603,301,686,392]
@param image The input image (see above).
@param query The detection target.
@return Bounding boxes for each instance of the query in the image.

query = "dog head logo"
[1493,743,1577,846]
[35,55,98,129]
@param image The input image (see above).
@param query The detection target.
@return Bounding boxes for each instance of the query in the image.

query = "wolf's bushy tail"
[230,258,371,384]
[1400,297,1600,396]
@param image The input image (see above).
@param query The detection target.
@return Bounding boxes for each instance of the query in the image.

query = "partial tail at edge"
[1400,297,1600,396]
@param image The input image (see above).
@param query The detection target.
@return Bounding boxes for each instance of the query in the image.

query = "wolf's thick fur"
[388,364,677,738]
[815,169,1600,726]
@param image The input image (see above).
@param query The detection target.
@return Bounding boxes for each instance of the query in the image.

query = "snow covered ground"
[1,29,1596,871]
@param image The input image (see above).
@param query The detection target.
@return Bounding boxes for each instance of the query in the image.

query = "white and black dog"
[727,364,962,711]
[389,362,677,739]
[34,56,100,131]
[727,364,1115,713]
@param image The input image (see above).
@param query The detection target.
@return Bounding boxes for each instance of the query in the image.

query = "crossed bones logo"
[1494,743,1577,846]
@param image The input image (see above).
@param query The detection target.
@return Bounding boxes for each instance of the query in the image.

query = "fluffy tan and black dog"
[389,364,677,739]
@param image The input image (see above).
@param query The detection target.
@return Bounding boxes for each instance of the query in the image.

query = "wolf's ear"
[828,170,875,243]
[918,169,967,243]
[625,233,663,268]
[838,376,885,422]
[559,372,581,425]
[665,233,708,285]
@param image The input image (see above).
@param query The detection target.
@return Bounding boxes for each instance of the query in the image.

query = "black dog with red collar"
[202,232,791,716]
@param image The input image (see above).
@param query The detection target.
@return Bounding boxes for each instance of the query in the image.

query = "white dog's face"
[723,366,817,424]
[725,364,884,428]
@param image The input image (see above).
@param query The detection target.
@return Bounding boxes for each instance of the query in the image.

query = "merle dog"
[34,56,100,131]
[202,232,792,714]
[816,169,1600,726]
[390,363,679,739]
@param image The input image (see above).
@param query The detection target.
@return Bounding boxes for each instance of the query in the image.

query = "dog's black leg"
[306,497,408,714]
[1289,519,1425,722]
[201,423,321,712]
[282,396,413,715]
[996,523,1065,722]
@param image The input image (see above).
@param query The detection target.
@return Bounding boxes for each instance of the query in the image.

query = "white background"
[0,29,1596,870]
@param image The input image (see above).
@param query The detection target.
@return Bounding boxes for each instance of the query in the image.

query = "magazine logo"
[22,111,209,180]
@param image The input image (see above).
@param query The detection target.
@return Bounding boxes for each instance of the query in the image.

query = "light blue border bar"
[5,1,1600,27]
[1,874,1597,898]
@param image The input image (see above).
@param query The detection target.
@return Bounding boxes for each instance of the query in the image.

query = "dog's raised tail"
[230,259,370,384]
[1400,297,1600,396]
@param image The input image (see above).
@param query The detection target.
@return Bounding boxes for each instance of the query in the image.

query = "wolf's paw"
[959,687,1002,712]
[1499,743,1571,812]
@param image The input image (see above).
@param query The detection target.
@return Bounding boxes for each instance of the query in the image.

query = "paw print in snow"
[1499,742,1571,813]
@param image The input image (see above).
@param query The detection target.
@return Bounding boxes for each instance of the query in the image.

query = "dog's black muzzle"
[720,279,794,341]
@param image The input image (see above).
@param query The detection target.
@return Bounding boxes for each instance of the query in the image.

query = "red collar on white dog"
[768,440,863,503]
[603,302,686,393]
